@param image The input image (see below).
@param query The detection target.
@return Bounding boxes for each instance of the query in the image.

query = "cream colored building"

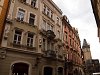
[0,0,64,75]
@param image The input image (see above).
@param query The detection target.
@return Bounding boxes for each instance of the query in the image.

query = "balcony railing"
[46,30,55,40]
[10,43,36,51]
[39,29,47,36]
[43,50,56,58]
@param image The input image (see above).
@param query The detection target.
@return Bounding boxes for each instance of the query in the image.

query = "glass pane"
[18,36,21,41]
[27,38,30,43]
[14,35,17,40]
[31,39,33,44]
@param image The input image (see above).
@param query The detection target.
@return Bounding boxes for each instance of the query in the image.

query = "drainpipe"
[0,0,10,46]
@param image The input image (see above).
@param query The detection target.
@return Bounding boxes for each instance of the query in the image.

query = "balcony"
[43,50,56,58]
[46,30,55,40]
[11,43,36,51]
[39,29,47,36]
[58,54,63,59]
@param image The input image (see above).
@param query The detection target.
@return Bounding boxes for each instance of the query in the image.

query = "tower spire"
[82,39,90,48]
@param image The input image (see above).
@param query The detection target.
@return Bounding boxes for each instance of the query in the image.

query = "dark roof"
[82,39,90,48]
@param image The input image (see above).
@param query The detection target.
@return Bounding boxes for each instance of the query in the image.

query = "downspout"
[0,0,10,47]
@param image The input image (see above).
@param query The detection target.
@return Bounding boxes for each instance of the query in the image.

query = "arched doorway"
[12,63,29,75]
[58,67,63,75]
[44,67,53,75]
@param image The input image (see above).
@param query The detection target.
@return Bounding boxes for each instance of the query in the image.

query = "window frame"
[27,32,34,47]
[31,0,37,7]
[17,8,25,21]
[13,29,22,45]
[29,13,35,25]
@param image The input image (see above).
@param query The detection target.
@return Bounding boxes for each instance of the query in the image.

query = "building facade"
[91,0,100,42]
[0,0,9,45]
[0,0,64,75]
[0,0,83,75]
[62,15,83,75]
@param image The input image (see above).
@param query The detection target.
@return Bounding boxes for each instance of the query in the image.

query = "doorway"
[12,63,29,75]
[44,67,53,75]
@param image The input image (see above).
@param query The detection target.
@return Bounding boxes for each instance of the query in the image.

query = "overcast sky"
[53,0,100,60]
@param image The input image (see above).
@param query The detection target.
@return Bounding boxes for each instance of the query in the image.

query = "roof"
[82,39,90,48]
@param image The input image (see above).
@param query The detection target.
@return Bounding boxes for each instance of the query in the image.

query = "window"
[31,0,36,7]
[43,5,46,14]
[50,11,53,19]
[13,30,22,45]
[47,8,50,16]
[43,38,46,50]
[47,40,50,50]
[29,13,35,25]
[65,32,67,42]
[42,20,46,30]
[17,8,25,21]
[27,33,34,47]
[70,39,71,45]
[57,17,59,24]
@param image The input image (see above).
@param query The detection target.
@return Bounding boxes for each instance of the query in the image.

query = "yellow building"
[0,0,9,45]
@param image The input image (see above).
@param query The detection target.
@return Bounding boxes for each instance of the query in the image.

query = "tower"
[82,39,92,62]
[82,39,93,75]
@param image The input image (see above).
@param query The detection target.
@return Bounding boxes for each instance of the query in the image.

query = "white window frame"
[13,29,22,45]
[43,4,46,14]
[16,7,27,22]
[29,13,35,25]
[27,32,34,47]
[28,12,36,26]
[30,0,37,7]
[17,8,25,21]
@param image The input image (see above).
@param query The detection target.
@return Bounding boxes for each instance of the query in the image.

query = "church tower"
[82,39,92,62]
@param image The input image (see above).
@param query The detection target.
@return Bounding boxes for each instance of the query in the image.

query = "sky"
[53,0,100,60]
